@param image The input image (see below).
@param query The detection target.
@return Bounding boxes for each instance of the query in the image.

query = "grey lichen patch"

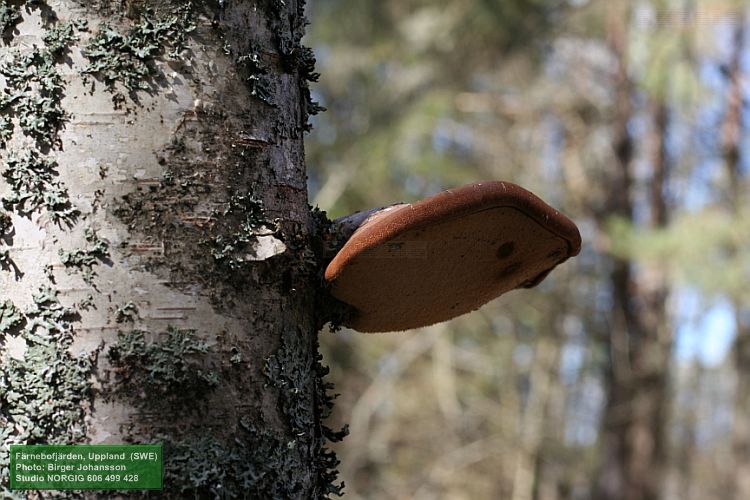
[0,249,10,272]
[24,285,79,331]
[0,12,85,236]
[0,0,21,40]
[297,44,325,130]
[159,423,311,499]
[59,227,110,285]
[1,149,79,226]
[264,329,315,439]
[0,10,96,488]
[0,299,23,334]
[0,9,85,282]
[264,329,347,497]
[76,294,96,313]
[2,67,64,146]
[43,19,87,57]
[0,9,86,153]
[81,3,195,106]
[0,46,68,149]
[114,301,138,323]
[236,48,276,107]
[0,210,11,236]
[263,0,324,131]
[229,345,242,364]
[0,112,11,148]
[200,193,282,271]
[106,327,220,408]
[0,210,12,273]
[0,290,96,497]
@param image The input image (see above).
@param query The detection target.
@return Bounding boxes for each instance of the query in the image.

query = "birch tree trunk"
[0,1,344,498]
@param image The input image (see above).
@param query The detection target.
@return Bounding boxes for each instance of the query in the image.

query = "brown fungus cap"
[324,181,582,333]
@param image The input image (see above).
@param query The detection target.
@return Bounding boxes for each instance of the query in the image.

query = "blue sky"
[674,288,736,366]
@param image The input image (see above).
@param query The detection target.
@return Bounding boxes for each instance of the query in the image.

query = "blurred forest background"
[304,0,750,499]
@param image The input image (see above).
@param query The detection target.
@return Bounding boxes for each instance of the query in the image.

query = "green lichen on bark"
[0,6,85,238]
[200,193,275,271]
[0,9,87,151]
[0,210,10,236]
[0,46,66,149]
[160,426,311,499]
[0,289,96,497]
[81,3,195,106]
[263,0,324,130]
[43,18,87,57]
[1,149,79,225]
[0,7,97,496]
[107,327,220,408]
[59,227,110,284]
[264,329,347,498]
[0,250,10,271]
[0,0,21,39]
[0,169,16,276]
[237,47,276,106]
[0,113,12,148]
[0,299,23,333]
[60,228,110,268]
[140,325,344,498]
[229,345,242,364]
[114,301,138,323]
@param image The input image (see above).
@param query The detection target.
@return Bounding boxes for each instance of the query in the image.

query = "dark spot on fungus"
[497,241,515,259]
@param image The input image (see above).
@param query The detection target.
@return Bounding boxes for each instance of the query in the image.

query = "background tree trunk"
[593,4,672,499]
[722,15,750,500]
[0,1,343,498]
[510,332,560,500]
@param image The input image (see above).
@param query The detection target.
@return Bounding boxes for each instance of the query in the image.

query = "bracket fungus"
[324,181,582,332]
